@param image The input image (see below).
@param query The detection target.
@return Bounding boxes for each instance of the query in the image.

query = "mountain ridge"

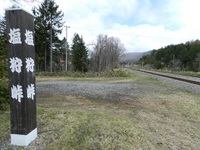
[120,51,151,63]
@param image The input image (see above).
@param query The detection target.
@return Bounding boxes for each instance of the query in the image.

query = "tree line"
[140,40,200,72]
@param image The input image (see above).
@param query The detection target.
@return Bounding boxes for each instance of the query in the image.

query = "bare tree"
[91,34,108,72]
[171,58,181,71]
[107,37,125,69]
[91,34,125,72]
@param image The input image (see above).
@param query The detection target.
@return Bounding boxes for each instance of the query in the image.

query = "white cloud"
[57,0,196,52]
[0,0,12,15]
[0,0,41,16]
[177,0,200,40]
[1,0,200,52]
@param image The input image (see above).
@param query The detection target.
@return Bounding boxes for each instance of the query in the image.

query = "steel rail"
[137,69,200,86]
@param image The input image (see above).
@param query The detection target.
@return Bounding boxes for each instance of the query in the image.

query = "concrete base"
[11,128,37,146]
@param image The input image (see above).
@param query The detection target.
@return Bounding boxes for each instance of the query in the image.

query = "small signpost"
[6,9,37,146]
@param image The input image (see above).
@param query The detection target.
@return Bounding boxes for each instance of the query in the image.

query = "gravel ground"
[1,69,200,149]
[36,69,200,101]
[36,80,170,102]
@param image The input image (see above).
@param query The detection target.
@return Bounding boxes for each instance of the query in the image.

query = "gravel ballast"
[128,69,200,95]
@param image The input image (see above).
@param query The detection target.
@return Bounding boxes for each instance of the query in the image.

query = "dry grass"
[36,76,137,82]
[28,92,200,149]
[34,95,155,149]
[123,92,200,149]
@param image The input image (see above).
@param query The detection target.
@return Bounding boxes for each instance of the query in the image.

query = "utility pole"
[65,26,70,71]
[50,17,52,73]
[45,45,47,72]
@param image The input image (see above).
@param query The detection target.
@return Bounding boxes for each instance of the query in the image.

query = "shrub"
[102,69,134,77]
[36,69,134,78]
[0,78,9,110]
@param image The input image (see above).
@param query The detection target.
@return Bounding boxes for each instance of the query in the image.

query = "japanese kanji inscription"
[8,28,22,44]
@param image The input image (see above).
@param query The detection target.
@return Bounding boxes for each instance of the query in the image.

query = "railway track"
[133,69,200,86]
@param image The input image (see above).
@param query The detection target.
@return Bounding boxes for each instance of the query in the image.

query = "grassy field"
[1,73,200,149]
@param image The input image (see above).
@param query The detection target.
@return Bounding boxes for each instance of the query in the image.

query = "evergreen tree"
[71,33,88,72]
[33,0,64,71]
[0,15,6,37]
[0,15,7,78]
[0,16,9,110]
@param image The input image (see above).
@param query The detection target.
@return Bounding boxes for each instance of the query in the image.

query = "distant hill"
[120,51,151,63]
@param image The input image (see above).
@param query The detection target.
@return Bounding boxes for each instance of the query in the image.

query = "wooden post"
[6,9,37,146]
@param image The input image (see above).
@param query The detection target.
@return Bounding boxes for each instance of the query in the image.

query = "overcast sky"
[1,0,200,52]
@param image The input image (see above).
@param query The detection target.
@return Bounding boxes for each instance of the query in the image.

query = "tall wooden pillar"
[6,9,37,146]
